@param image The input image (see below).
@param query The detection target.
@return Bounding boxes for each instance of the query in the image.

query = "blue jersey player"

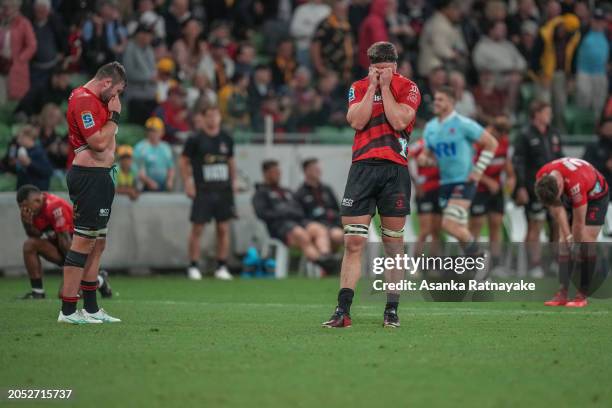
[418,87,498,255]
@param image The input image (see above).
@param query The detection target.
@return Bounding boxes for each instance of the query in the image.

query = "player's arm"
[228,157,237,191]
[346,70,378,130]
[469,130,498,183]
[20,206,42,238]
[503,155,517,194]
[178,154,195,198]
[82,96,121,152]
[570,204,587,243]
[56,232,72,257]
[379,70,417,131]
[549,204,572,242]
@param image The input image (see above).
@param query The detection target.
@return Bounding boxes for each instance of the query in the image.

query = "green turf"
[1,276,612,407]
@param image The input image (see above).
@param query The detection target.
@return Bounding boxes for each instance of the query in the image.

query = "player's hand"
[185,180,196,199]
[20,206,33,224]
[368,67,379,89]
[467,171,481,184]
[486,179,501,194]
[515,187,528,206]
[108,95,122,113]
[379,68,393,88]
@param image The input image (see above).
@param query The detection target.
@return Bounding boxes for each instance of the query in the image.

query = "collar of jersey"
[438,110,458,125]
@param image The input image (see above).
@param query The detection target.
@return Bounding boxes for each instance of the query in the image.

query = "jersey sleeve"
[50,204,72,233]
[72,97,103,139]
[397,81,421,111]
[567,179,588,208]
[348,82,365,107]
[461,117,485,142]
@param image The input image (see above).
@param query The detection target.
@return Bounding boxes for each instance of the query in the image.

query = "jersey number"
[561,158,586,171]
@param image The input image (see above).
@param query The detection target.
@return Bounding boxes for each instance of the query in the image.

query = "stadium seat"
[0,173,16,192]
[116,124,145,146]
[564,105,596,135]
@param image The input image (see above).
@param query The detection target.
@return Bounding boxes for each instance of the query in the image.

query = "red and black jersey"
[32,193,74,235]
[536,158,609,208]
[474,134,510,192]
[408,139,439,192]
[66,86,109,154]
[348,73,421,165]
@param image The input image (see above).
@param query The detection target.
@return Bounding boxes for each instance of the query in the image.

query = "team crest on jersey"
[348,87,355,102]
[81,111,95,129]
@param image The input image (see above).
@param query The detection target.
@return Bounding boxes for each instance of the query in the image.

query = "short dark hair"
[535,175,560,206]
[529,100,550,119]
[262,160,279,173]
[302,158,318,171]
[435,86,455,100]
[16,184,40,204]
[367,42,398,64]
[95,61,127,86]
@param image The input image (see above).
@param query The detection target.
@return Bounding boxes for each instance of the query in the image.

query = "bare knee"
[344,235,366,254]
[23,238,39,254]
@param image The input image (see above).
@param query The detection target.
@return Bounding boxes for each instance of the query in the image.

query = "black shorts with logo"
[416,189,441,215]
[565,193,610,227]
[470,190,505,216]
[191,189,235,224]
[438,181,477,209]
[340,159,411,217]
[66,165,115,237]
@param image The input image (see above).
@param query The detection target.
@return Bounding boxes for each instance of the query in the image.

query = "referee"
[59,62,126,324]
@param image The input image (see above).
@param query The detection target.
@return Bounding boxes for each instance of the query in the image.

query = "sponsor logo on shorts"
[342,198,353,207]
[472,204,486,214]
[99,208,110,217]
[420,202,433,211]
[81,111,95,129]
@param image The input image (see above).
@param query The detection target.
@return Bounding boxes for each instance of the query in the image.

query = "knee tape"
[381,226,405,238]
[443,204,469,225]
[64,250,89,268]
[344,224,369,238]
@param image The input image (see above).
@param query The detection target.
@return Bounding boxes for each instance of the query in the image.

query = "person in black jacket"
[4,125,54,191]
[253,160,336,269]
[294,158,344,251]
[14,68,71,120]
[583,117,612,198]
[512,100,563,276]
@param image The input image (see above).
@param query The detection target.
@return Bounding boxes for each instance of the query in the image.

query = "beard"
[100,88,113,104]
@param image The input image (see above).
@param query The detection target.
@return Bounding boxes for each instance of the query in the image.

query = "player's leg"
[442,199,474,245]
[415,212,432,256]
[380,215,406,328]
[22,237,63,299]
[488,212,504,269]
[213,221,233,280]
[525,196,546,277]
[188,223,205,280]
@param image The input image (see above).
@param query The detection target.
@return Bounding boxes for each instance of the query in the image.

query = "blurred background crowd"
[0,0,610,194]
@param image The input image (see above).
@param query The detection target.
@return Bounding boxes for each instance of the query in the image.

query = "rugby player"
[469,116,515,270]
[17,185,112,299]
[535,158,609,307]
[407,138,442,260]
[180,103,235,281]
[418,87,498,256]
[60,62,126,324]
[322,42,421,328]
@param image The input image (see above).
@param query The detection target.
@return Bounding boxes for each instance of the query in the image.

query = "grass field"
[1,275,612,408]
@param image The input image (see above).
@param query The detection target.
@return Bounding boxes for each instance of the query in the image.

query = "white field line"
[110,299,611,315]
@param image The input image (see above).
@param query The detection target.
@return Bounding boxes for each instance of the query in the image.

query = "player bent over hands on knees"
[322,42,421,328]
[536,158,609,308]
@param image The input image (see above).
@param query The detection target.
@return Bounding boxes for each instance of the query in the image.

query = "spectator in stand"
[37,103,68,172]
[386,0,416,59]
[473,70,509,125]
[123,24,157,124]
[583,117,612,197]
[357,0,389,73]
[294,158,344,251]
[155,57,178,103]
[0,0,37,103]
[153,85,190,144]
[416,65,447,123]
[248,64,273,131]
[81,0,128,75]
[218,73,250,131]
[115,145,140,201]
[517,20,539,61]
[289,66,318,132]
[186,73,218,111]
[529,12,581,132]
[472,20,527,112]
[418,0,467,77]
[575,7,609,118]
[164,0,191,48]
[134,117,175,192]
[270,38,297,90]
[171,17,203,81]
[29,0,67,89]
[234,42,256,77]
[253,160,337,271]
[126,0,166,44]
[290,0,330,67]
[449,70,476,119]
[310,0,353,84]
[508,0,540,44]
[14,67,70,120]
[13,125,53,191]
[198,39,235,91]
[313,71,346,127]
[64,11,85,73]
[513,100,563,277]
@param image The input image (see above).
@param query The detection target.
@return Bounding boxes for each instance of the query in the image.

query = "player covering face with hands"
[322,42,421,328]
